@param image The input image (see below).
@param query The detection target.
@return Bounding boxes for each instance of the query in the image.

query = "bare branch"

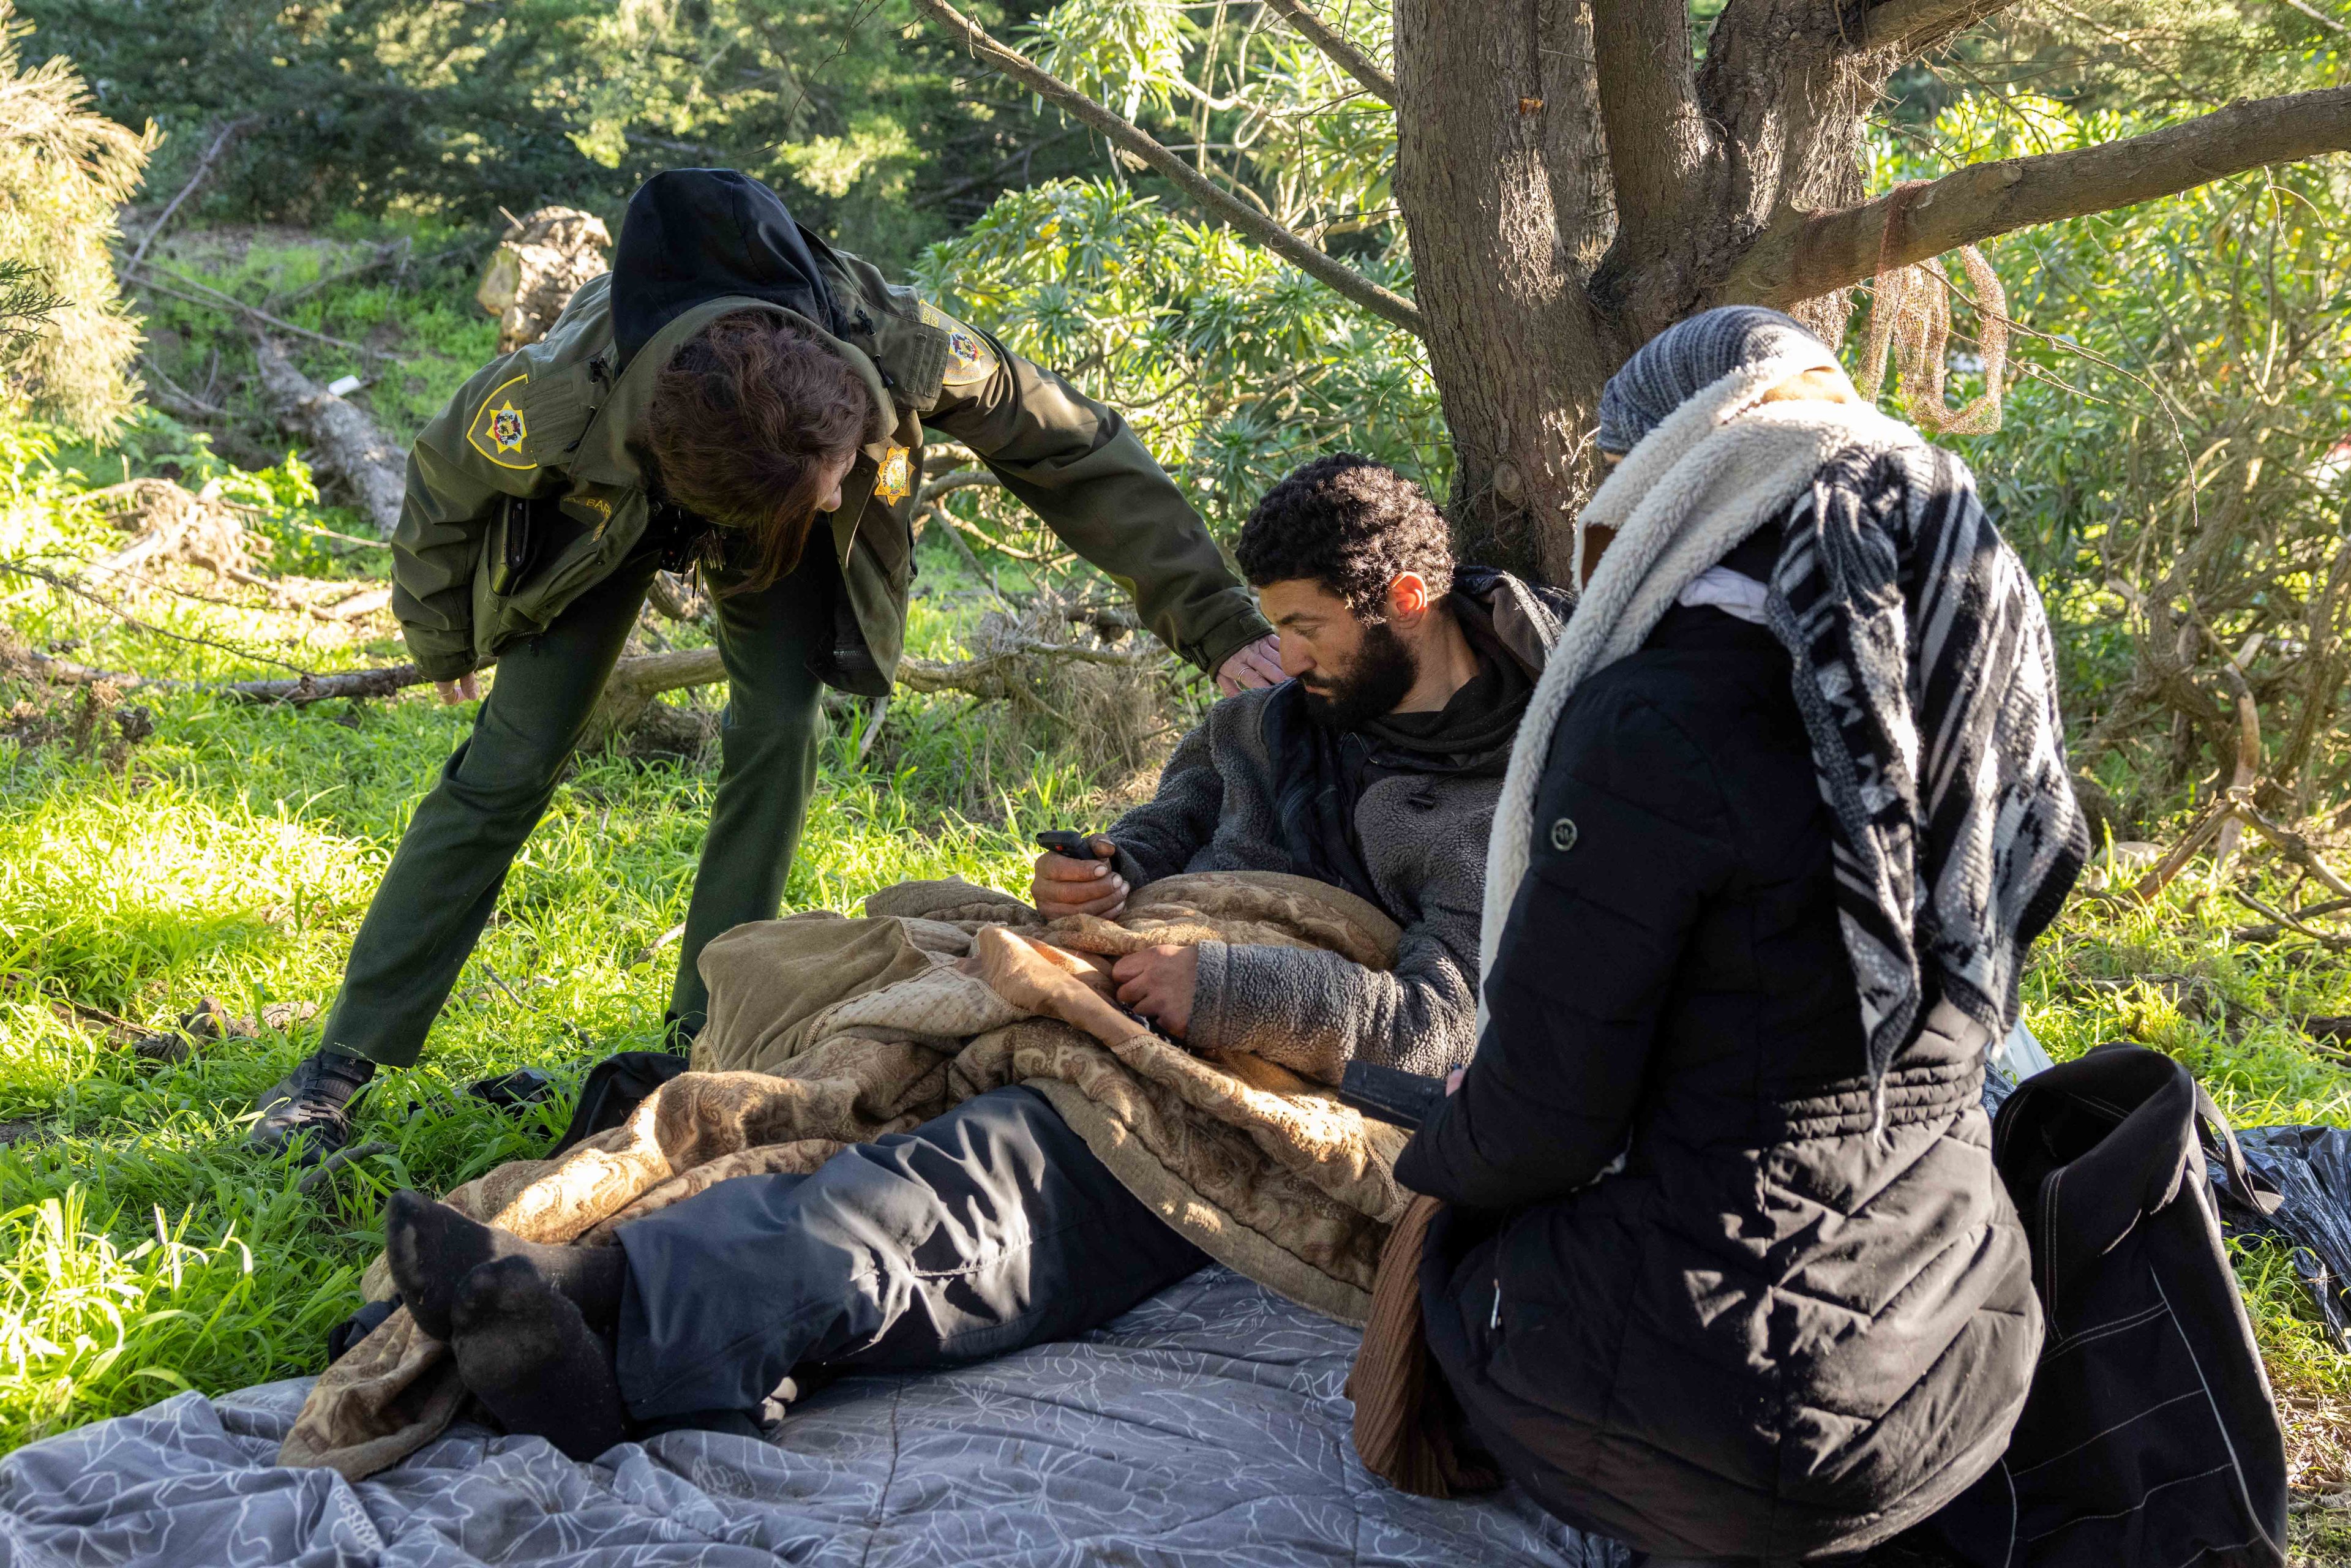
[218,664,432,704]
[918,468,1002,505]
[1258,0,1397,106]
[1859,0,2020,57]
[1592,0,1714,258]
[2281,0,2351,38]
[1726,86,2351,307]
[126,116,257,273]
[122,262,372,358]
[909,0,1425,338]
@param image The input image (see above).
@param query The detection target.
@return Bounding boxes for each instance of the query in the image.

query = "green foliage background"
[18,0,1111,272]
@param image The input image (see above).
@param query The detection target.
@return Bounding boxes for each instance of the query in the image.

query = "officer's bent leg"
[665,557,830,1033]
[321,553,659,1067]
[611,1086,1209,1422]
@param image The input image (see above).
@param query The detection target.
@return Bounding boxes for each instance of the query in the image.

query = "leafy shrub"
[0,2,151,438]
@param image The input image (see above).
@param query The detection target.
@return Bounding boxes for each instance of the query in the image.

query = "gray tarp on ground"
[0,1265,1625,1568]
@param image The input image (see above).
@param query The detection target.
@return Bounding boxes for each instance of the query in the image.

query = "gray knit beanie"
[1595,306,1832,455]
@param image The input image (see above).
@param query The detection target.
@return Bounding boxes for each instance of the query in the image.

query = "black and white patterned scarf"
[1768,443,2087,1086]
[1484,351,2087,1098]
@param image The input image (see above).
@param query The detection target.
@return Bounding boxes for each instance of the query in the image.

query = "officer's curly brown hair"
[1234,454,1453,617]
[645,311,877,594]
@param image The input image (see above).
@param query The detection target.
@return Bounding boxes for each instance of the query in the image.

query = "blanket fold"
[283,870,1414,1480]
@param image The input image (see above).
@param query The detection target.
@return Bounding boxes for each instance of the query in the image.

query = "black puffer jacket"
[1395,591,2042,1562]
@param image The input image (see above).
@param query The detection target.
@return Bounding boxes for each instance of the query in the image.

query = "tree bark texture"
[1392,0,1614,580]
[901,0,2351,579]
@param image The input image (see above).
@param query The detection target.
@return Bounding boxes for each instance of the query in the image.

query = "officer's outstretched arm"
[923,333,1271,678]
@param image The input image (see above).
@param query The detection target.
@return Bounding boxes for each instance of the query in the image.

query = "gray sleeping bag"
[0,1265,1627,1567]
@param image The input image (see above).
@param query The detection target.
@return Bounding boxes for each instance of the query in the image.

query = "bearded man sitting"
[377,455,1562,1455]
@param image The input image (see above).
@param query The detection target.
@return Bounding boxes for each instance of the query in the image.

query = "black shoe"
[249,1048,375,1165]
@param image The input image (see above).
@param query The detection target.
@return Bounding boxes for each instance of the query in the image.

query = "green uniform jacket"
[389,250,1270,694]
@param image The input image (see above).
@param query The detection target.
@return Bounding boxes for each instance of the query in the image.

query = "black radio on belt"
[490,493,588,595]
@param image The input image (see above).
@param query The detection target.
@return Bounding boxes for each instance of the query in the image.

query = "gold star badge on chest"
[874,444,912,506]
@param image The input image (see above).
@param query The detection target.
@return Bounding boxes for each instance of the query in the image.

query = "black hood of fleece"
[610,169,846,371]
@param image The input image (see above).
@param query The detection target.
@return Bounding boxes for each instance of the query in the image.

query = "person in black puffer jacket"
[1395,309,2087,1565]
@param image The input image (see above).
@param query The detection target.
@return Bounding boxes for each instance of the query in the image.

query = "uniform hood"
[610,169,846,371]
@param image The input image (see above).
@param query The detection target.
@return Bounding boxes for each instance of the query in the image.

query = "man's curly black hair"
[1233,454,1453,617]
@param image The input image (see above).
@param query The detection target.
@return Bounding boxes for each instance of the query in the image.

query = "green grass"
[0,419,1155,1451]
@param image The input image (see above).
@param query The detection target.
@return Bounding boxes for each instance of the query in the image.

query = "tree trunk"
[476,207,611,353]
[1392,0,1615,582]
[1392,1,1884,577]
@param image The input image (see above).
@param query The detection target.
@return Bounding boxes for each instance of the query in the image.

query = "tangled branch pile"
[0,629,151,771]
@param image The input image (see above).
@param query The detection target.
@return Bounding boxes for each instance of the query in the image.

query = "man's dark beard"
[1300,620,1419,730]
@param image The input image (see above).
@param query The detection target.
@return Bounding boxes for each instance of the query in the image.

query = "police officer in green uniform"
[252,170,1281,1161]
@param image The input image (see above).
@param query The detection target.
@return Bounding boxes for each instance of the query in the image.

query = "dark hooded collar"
[610,169,846,372]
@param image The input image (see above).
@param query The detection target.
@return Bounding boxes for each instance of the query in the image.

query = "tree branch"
[123,263,373,358]
[126,116,257,274]
[910,0,1425,338]
[1258,0,1396,106]
[1592,0,1714,261]
[1859,0,2020,57]
[1725,86,2351,307]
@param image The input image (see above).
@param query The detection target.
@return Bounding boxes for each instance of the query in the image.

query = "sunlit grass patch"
[0,433,1182,1449]
[0,1186,356,1449]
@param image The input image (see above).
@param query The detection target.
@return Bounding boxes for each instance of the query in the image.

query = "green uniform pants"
[321,549,830,1067]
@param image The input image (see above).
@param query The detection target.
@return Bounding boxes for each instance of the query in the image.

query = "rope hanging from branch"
[1857,245,2009,435]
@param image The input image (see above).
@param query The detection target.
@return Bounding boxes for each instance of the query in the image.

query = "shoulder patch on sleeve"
[465,373,538,470]
[920,301,1000,388]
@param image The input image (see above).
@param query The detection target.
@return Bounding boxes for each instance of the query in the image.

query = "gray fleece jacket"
[1108,571,1561,1083]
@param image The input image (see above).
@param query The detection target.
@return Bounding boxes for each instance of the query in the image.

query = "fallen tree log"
[10,650,432,706]
[255,337,405,538]
[218,664,430,704]
[20,637,1160,748]
[584,638,1158,750]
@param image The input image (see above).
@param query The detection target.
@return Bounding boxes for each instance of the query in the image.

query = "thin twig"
[124,264,372,358]
[1257,0,1396,104]
[909,0,1423,337]
[264,239,422,311]
[2234,795,2351,901]
[288,519,393,552]
[2131,793,2240,902]
[0,559,318,677]
[2230,888,2351,950]
[126,117,258,274]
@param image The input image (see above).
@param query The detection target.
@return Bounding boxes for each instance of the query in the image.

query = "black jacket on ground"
[1396,591,2042,1562]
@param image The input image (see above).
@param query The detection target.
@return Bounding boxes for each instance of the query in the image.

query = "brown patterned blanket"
[280,871,1414,1480]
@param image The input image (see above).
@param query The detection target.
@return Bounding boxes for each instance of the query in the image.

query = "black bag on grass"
[548,1049,689,1157]
[1935,1045,2288,1568]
